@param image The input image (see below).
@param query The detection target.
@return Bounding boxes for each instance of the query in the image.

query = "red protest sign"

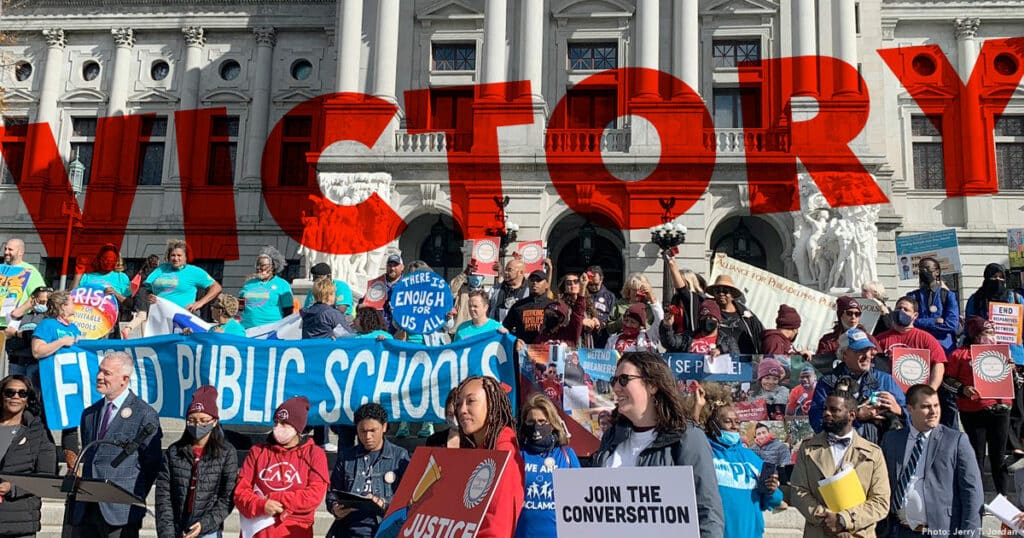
[890,348,931,392]
[363,276,388,309]
[376,448,511,538]
[971,344,1015,399]
[517,240,545,273]
[470,238,500,276]
[733,399,768,423]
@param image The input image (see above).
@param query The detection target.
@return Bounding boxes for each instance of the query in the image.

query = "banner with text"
[38,330,516,430]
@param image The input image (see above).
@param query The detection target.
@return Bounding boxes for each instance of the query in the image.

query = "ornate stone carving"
[954,17,980,40]
[182,26,205,47]
[297,172,394,294]
[111,27,135,48]
[253,26,276,47]
[42,28,66,48]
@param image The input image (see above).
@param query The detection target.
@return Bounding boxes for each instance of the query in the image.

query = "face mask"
[33,304,47,313]
[523,423,556,451]
[979,335,999,345]
[543,311,563,331]
[719,430,742,445]
[919,271,935,288]
[821,417,850,435]
[701,318,718,334]
[273,424,297,445]
[995,280,1008,297]
[892,309,914,328]
[187,422,216,441]
[621,325,640,339]
[467,275,484,289]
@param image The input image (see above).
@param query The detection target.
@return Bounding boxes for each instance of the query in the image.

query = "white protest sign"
[554,466,700,538]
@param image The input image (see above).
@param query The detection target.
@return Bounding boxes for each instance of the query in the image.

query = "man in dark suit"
[880,384,982,537]
[72,351,162,537]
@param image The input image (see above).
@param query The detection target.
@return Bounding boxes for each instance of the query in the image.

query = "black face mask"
[919,271,935,288]
[543,312,563,331]
[821,417,850,435]
[522,423,556,452]
[701,318,719,334]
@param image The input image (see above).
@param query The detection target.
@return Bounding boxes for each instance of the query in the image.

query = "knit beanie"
[187,385,219,419]
[274,396,310,433]
[757,358,785,381]
[775,304,801,330]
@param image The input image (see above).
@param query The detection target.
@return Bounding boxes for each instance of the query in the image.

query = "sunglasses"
[565,279,580,284]
[609,374,645,387]
[3,389,29,399]
[844,310,862,317]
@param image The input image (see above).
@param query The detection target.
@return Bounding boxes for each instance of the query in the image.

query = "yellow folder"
[817,465,866,512]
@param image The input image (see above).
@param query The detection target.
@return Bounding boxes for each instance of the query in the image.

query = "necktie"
[828,434,851,447]
[98,401,115,439]
[894,432,925,510]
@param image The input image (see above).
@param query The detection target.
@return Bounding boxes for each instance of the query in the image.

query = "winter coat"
[155,436,238,538]
[0,411,56,536]
[463,427,525,538]
[760,329,797,355]
[234,437,330,537]
[710,434,783,538]
[591,422,725,537]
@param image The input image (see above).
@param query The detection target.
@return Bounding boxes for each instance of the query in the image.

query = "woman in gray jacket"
[591,351,725,537]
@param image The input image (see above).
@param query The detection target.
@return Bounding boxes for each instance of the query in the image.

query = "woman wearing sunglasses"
[591,351,724,537]
[0,375,57,537]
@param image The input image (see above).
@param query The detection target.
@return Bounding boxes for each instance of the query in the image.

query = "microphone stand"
[60,438,129,538]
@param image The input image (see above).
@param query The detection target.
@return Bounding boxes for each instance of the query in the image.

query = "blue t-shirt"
[80,271,130,297]
[516,447,580,538]
[31,318,83,359]
[453,319,502,341]
[239,276,294,328]
[144,264,216,308]
[303,279,353,310]
[216,319,247,337]
[355,330,392,340]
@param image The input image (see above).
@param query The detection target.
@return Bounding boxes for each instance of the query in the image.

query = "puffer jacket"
[591,421,725,538]
[0,411,57,536]
[155,435,238,538]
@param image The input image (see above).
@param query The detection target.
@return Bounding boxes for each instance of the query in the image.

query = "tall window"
[430,89,474,152]
[712,40,761,68]
[432,43,476,71]
[568,42,617,71]
[713,88,761,128]
[0,117,28,184]
[207,115,239,186]
[996,115,1024,190]
[564,89,617,129]
[137,116,167,185]
[279,116,313,186]
[70,117,97,186]
[911,115,945,190]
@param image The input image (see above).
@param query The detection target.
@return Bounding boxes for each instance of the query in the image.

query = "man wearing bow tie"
[879,384,982,537]
[791,391,891,537]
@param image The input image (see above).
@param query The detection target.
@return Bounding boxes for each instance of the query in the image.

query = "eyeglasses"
[609,374,645,387]
[37,287,54,293]
[3,389,28,399]
[844,310,862,317]
[186,418,216,427]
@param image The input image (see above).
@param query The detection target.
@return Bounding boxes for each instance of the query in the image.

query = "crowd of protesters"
[4,235,1024,536]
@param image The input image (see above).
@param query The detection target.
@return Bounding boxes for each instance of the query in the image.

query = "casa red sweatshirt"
[234,438,330,538]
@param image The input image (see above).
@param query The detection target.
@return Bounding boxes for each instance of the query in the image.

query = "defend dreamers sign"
[38,330,516,430]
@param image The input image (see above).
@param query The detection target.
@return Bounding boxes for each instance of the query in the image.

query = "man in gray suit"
[71,351,162,538]
[880,384,982,537]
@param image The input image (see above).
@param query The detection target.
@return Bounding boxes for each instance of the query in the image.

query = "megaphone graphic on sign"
[412,455,442,503]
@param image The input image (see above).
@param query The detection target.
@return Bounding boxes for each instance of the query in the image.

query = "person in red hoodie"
[234,396,330,538]
[456,376,525,538]
[761,304,806,356]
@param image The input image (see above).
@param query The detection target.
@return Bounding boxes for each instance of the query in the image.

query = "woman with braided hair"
[455,376,525,537]
[590,351,724,537]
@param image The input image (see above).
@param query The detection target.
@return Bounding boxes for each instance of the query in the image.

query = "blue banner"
[663,353,754,382]
[576,348,616,382]
[39,330,516,430]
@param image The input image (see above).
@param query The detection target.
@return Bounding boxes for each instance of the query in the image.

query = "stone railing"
[544,129,630,153]
[393,130,473,153]
[703,128,790,153]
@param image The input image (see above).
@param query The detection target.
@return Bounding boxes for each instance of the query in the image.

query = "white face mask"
[273,424,297,445]
[979,335,999,345]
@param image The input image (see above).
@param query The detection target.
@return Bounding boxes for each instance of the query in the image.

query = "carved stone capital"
[182,26,205,47]
[954,17,980,40]
[111,27,135,48]
[253,26,276,47]
[42,28,66,48]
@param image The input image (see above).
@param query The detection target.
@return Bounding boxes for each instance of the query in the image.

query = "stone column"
[954,17,991,226]
[481,0,507,99]
[241,27,276,185]
[168,26,205,186]
[518,0,544,100]
[36,29,66,137]
[673,0,699,96]
[373,0,400,103]
[792,0,817,95]
[834,0,858,94]
[337,0,363,92]
[107,28,135,117]
[635,0,659,98]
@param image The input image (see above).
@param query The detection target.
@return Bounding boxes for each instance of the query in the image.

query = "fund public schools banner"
[37,330,516,430]
[711,254,846,352]
[554,466,701,537]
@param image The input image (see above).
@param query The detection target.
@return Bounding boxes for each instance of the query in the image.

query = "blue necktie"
[894,432,925,510]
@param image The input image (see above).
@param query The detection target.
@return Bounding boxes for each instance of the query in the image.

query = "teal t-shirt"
[454,319,502,341]
[356,330,392,340]
[32,318,82,359]
[143,264,216,308]
[239,276,294,328]
[80,271,130,297]
[303,279,353,310]
[216,319,247,337]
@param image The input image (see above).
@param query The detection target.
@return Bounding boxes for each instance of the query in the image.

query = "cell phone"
[758,462,778,493]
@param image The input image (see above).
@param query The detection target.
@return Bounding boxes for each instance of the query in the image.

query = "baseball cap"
[386,254,403,265]
[840,327,876,351]
[528,270,548,281]
[310,263,331,277]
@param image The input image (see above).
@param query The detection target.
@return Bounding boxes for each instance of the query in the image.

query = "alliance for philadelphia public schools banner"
[38,331,516,430]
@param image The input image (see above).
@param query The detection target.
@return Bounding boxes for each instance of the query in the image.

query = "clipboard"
[332,490,385,515]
